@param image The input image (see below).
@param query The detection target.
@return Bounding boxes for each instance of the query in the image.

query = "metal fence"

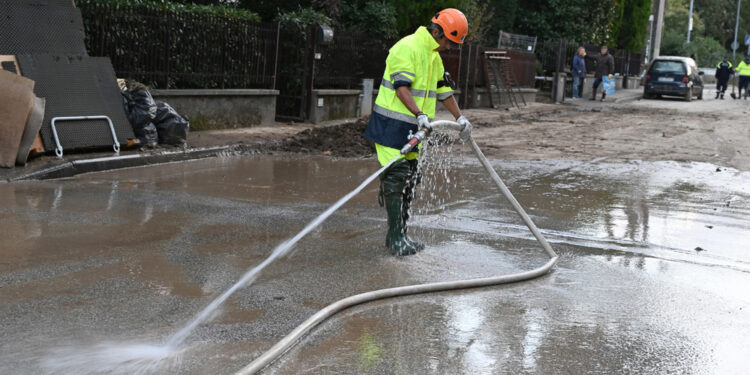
[497,30,537,53]
[79,4,279,90]
[315,33,389,89]
[536,39,642,77]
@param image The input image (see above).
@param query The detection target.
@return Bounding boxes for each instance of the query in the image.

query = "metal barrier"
[51,116,120,158]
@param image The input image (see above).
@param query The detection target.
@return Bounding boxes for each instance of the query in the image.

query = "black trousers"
[739,76,750,94]
[717,78,729,94]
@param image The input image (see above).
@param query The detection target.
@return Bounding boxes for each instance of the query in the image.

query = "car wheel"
[643,89,653,99]
[684,87,692,102]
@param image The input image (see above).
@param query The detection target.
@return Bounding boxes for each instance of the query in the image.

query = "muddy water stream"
[1,154,748,374]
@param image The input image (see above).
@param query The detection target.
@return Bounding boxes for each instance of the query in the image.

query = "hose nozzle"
[400,127,430,155]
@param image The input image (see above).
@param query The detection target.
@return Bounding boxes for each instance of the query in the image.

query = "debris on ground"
[263,117,375,157]
[120,79,189,147]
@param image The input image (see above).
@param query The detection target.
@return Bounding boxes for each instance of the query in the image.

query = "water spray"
[41,120,558,375]
[234,120,558,374]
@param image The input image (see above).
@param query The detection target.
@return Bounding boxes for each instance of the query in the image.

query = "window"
[650,61,686,73]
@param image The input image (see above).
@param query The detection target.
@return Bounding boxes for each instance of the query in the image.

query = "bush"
[662,29,728,67]
[77,0,273,89]
[77,0,260,21]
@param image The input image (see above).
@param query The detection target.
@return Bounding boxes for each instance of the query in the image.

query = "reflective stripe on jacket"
[716,61,734,80]
[365,26,453,150]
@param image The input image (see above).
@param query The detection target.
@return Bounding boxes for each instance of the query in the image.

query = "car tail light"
[646,74,651,82]
[682,75,689,84]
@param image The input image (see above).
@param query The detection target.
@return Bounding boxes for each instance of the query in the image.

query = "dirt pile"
[265,117,375,157]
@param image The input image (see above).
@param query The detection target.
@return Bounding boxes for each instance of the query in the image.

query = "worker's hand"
[457,115,472,142]
[416,112,431,131]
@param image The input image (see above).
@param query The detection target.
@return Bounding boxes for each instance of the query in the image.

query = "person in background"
[735,55,750,99]
[591,45,614,101]
[571,47,586,99]
[715,56,734,99]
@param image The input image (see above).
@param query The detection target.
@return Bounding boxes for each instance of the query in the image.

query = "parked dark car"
[643,57,704,101]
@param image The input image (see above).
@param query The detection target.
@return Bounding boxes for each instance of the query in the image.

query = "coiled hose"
[235,120,559,374]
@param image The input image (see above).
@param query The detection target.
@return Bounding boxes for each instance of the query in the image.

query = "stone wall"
[309,89,362,124]
[150,89,279,130]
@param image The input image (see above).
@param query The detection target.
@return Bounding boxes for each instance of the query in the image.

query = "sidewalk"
[565,88,643,105]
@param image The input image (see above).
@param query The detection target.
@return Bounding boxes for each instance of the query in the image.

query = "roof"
[651,56,697,66]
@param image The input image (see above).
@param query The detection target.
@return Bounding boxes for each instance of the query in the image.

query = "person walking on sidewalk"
[591,45,614,101]
[736,55,750,99]
[715,56,734,99]
[572,47,586,99]
[364,8,472,256]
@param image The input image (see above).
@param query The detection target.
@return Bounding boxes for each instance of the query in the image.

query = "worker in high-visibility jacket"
[364,8,472,256]
[736,55,750,99]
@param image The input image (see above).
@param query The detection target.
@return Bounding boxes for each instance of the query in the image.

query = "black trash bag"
[138,122,159,147]
[154,101,189,146]
[121,89,158,147]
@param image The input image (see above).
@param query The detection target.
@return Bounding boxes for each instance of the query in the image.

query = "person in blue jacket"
[571,47,586,99]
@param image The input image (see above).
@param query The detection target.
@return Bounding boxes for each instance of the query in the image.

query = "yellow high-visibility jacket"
[737,60,750,76]
[364,26,454,153]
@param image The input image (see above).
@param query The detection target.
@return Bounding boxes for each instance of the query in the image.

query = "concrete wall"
[309,89,361,124]
[150,89,279,130]
[578,75,640,98]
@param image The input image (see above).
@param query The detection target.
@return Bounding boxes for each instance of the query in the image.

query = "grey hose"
[235,120,558,375]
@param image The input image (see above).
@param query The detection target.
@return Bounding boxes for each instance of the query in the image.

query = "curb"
[7,146,230,181]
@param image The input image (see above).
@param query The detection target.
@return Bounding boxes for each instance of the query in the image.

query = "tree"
[482,0,519,45]
[512,0,621,44]
[338,0,399,41]
[661,0,729,65]
[617,0,652,52]
[385,0,461,37]
[458,0,496,43]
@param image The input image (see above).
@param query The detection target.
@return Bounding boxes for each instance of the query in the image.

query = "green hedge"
[76,0,260,22]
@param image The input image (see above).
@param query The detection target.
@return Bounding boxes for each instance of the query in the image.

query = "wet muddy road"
[1,150,749,374]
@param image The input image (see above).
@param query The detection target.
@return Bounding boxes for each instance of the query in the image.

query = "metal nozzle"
[400,128,429,155]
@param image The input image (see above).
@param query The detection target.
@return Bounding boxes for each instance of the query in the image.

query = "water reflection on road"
[0,154,748,374]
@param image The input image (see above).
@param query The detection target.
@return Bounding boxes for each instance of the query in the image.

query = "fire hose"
[235,120,559,374]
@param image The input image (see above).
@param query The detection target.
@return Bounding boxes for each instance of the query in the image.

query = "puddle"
[0,154,748,374]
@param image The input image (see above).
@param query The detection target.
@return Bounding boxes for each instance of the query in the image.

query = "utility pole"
[687,0,695,43]
[733,0,742,60]
[653,0,666,58]
[646,14,654,63]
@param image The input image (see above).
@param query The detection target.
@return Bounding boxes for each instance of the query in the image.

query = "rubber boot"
[402,159,424,251]
[590,91,596,101]
[380,160,418,256]
[600,92,606,102]
[716,91,720,99]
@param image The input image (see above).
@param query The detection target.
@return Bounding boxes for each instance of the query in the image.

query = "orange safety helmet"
[431,8,468,46]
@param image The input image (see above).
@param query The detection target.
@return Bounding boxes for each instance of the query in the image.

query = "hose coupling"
[400,128,429,155]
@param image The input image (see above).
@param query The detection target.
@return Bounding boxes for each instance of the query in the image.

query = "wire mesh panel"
[0,1,87,56]
[497,30,537,53]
